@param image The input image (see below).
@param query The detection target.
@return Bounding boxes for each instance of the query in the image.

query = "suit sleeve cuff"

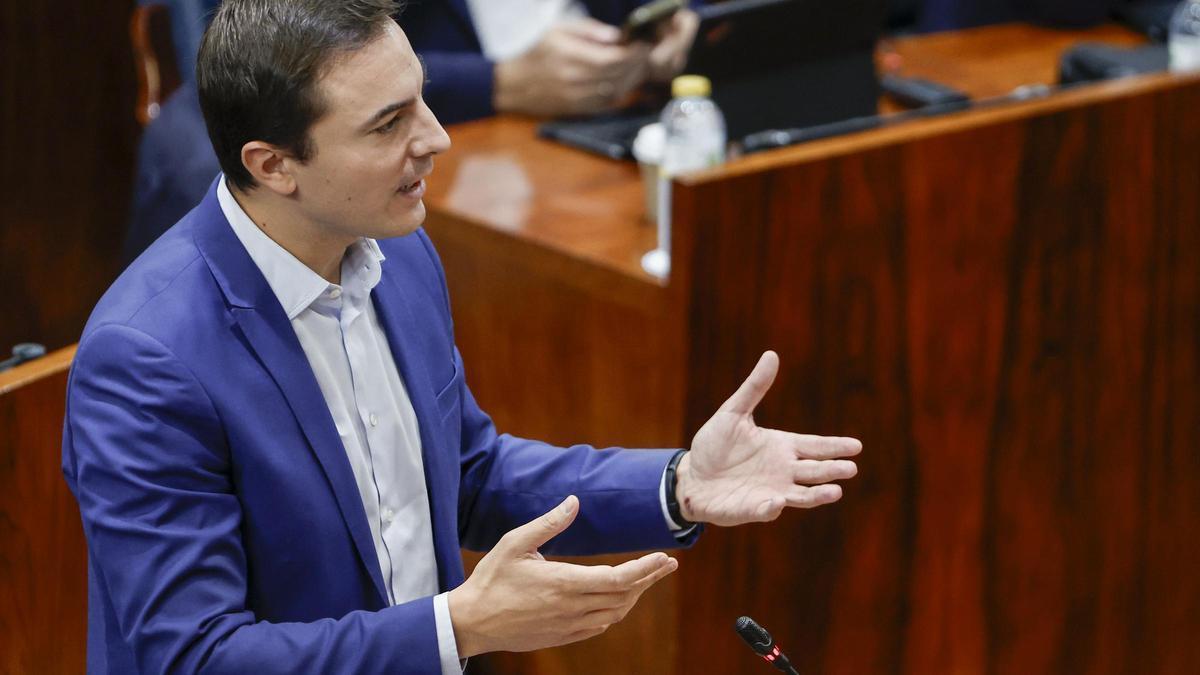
[433,592,464,674]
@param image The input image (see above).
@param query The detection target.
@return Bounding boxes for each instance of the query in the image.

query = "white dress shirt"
[466,0,588,61]
[218,179,461,674]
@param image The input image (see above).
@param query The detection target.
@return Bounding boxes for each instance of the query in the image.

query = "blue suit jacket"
[65,181,695,674]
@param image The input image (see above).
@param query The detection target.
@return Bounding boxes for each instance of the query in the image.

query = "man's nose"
[411,103,451,158]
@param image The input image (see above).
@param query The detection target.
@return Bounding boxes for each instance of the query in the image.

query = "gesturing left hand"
[675,351,862,526]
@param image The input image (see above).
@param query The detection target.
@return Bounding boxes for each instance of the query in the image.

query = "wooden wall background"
[0,350,86,674]
[0,1,137,353]
[673,74,1200,674]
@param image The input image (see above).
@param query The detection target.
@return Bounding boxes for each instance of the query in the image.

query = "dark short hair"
[197,0,400,190]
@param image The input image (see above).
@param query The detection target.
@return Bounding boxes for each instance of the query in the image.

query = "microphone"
[735,616,800,675]
[0,343,47,373]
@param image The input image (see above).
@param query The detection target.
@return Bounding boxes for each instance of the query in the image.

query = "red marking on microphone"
[765,654,776,662]
[772,646,781,657]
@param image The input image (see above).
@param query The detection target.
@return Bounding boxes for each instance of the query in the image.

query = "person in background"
[403,0,700,120]
[122,0,699,265]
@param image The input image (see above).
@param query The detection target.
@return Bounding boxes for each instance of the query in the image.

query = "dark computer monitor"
[688,0,888,140]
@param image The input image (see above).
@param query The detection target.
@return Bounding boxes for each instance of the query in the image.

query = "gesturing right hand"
[447,495,678,657]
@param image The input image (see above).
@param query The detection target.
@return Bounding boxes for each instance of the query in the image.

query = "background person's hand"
[648,9,700,83]
[494,18,652,117]
[677,351,862,526]
[447,495,678,657]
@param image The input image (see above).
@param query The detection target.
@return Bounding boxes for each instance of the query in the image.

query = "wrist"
[492,59,521,114]
[667,450,697,525]
[447,585,484,658]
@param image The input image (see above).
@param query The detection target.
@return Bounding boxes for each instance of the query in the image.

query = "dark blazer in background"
[918,0,1118,31]
[122,84,213,266]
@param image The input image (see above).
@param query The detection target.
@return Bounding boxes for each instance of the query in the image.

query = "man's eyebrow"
[361,57,428,131]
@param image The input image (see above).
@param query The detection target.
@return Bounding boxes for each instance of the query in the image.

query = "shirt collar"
[217,176,385,320]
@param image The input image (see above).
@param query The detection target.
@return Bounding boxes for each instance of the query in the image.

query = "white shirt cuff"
[659,462,684,531]
[433,592,464,674]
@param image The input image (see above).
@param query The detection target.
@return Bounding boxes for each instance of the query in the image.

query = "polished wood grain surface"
[0,0,137,355]
[425,116,660,287]
[0,348,86,675]
[882,23,1144,102]
[671,65,1200,675]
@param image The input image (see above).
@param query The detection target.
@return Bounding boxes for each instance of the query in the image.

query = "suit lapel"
[229,308,390,604]
[191,183,389,605]
[371,270,465,591]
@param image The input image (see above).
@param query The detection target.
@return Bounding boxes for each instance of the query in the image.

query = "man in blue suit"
[68,1,861,672]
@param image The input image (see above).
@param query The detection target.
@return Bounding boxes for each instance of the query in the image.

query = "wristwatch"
[664,449,694,527]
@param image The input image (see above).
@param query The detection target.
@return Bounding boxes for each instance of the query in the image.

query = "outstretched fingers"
[793,434,863,460]
[786,484,843,509]
[568,552,677,594]
[793,459,858,485]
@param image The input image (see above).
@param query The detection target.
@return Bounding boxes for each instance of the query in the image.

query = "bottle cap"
[672,75,711,98]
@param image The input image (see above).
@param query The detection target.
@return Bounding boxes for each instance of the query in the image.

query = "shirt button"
[382,508,394,524]
[369,413,379,427]
[328,287,342,299]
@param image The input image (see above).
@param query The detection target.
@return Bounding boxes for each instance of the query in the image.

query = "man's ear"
[241,141,298,195]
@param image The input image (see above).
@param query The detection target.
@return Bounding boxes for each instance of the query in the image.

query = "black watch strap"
[665,449,694,528]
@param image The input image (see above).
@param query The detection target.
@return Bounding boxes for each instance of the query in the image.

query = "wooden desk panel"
[672,68,1200,675]
[0,348,86,674]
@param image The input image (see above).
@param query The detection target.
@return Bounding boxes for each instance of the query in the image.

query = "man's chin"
[377,204,426,239]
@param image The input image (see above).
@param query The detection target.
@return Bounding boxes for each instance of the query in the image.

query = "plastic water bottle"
[1170,0,1200,72]
[641,75,726,278]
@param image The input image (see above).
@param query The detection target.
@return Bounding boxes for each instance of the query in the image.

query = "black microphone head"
[12,343,46,360]
[735,615,774,655]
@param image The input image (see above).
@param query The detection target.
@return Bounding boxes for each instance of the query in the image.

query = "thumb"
[500,495,580,554]
[718,351,779,415]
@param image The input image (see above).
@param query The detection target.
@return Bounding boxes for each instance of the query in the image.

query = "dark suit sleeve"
[453,350,700,555]
[63,324,443,674]
[420,50,497,125]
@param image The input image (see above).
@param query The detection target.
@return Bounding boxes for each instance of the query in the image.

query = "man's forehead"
[317,22,422,110]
